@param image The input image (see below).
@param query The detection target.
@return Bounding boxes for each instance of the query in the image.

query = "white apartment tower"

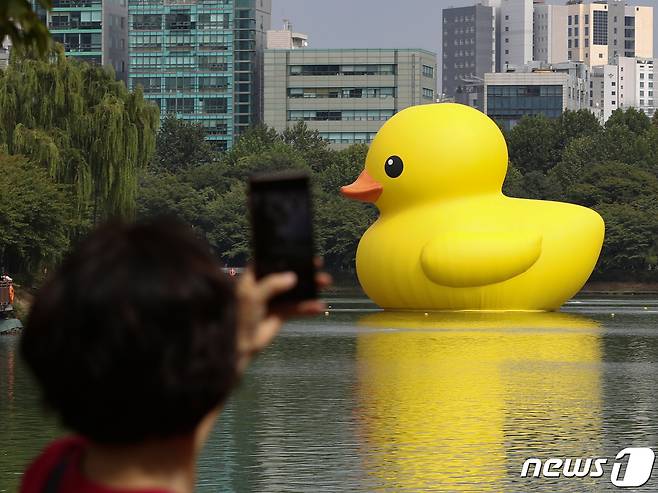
[500,0,534,69]
[534,4,568,64]
[558,1,652,67]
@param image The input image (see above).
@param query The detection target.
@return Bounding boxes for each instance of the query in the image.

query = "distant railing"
[49,21,102,30]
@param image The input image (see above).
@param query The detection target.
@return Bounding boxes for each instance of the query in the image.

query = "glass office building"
[486,85,564,128]
[264,49,438,149]
[39,0,129,82]
[128,0,271,150]
[484,62,589,130]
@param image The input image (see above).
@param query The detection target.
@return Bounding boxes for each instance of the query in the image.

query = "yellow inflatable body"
[341,103,605,311]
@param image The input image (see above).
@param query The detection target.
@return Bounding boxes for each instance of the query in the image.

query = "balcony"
[49,20,102,30]
[166,21,195,31]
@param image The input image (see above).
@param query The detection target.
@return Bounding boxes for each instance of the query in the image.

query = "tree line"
[1,48,657,283]
[502,108,658,281]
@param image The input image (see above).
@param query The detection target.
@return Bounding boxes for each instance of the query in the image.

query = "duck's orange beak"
[340,170,383,203]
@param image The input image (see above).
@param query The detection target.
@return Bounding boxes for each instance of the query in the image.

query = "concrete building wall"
[591,63,619,122]
[442,4,494,107]
[534,4,568,64]
[264,49,437,149]
[500,0,533,69]
[103,0,128,82]
[617,56,656,117]
[267,29,308,49]
[633,6,653,59]
[565,2,609,66]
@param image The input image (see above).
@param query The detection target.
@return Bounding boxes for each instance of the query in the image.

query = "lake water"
[2,294,658,492]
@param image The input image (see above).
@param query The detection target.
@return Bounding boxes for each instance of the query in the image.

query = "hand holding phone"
[248,171,317,302]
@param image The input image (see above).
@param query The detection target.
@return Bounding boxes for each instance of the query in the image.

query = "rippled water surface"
[2,295,658,492]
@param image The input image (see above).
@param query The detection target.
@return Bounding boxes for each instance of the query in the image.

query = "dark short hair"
[21,218,237,444]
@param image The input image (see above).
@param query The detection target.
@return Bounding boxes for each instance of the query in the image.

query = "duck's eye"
[384,155,403,178]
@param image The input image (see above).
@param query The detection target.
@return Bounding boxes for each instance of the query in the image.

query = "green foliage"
[507,107,658,280]
[0,153,73,282]
[137,122,374,272]
[151,116,213,173]
[605,107,651,134]
[0,45,159,219]
[0,0,52,55]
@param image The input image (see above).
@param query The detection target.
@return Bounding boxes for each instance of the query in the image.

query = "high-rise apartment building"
[617,56,656,116]
[550,1,652,66]
[499,0,534,69]
[128,0,271,150]
[264,49,437,149]
[591,57,656,122]
[533,4,568,64]
[39,0,129,82]
[441,4,496,107]
[590,63,619,121]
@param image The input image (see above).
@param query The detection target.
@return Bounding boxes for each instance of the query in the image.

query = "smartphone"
[248,171,317,302]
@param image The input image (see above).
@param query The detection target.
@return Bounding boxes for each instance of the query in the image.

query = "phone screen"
[249,172,317,302]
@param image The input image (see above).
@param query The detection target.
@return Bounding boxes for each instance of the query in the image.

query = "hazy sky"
[273,0,658,70]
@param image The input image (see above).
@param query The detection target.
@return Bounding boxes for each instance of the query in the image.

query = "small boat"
[0,275,22,334]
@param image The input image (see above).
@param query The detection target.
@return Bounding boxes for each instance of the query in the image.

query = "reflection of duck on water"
[354,311,603,491]
[341,103,604,311]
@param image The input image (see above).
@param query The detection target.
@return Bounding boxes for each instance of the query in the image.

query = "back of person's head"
[21,218,237,444]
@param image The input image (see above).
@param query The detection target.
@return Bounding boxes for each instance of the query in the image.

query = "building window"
[568,15,572,25]
[505,26,509,32]
[423,88,434,99]
[288,109,395,122]
[422,65,434,78]
[202,98,228,114]
[165,98,194,114]
[574,14,579,24]
[319,132,378,145]
[287,87,396,99]
[574,39,579,48]
[486,85,564,130]
[132,14,162,30]
[593,10,608,45]
[585,38,589,47]
[585,14,589,24]
[288,64,396,76]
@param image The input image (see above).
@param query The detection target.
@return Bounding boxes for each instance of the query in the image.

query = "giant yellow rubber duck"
[341,103,604,311]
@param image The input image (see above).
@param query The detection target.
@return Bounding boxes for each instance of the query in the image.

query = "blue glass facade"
[487,84,564,130]
[33,0,129,82]
[128,0,270,150]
